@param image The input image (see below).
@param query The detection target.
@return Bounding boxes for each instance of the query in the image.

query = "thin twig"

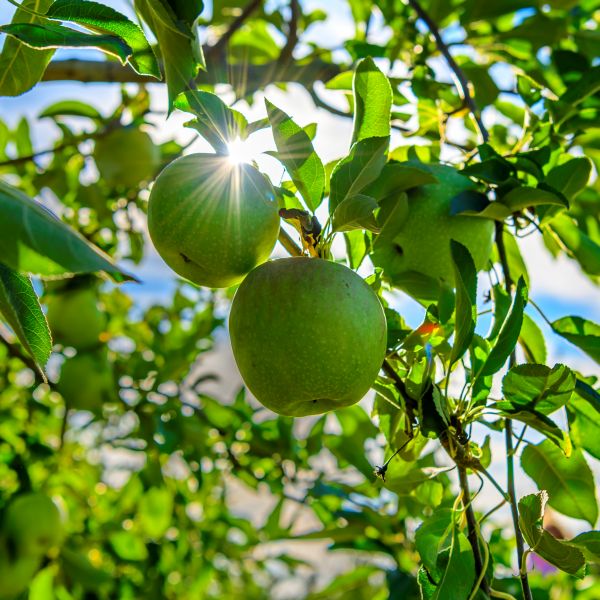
[278,228,303,257]
[494,222,533,600]
[406,0,489,143]
[458,466,491,596]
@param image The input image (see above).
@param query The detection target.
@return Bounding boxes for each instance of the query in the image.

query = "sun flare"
[226,137,259,165]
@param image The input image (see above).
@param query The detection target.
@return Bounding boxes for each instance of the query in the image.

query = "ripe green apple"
[57,348,115,411]
[148,154,279,287]
[2,493,62,558]
[229,257,387,416]
[46,285,106,350]
[94,128,160,189]
[0,539,41,600]
[372,163,494,297]
[148,153,280,288]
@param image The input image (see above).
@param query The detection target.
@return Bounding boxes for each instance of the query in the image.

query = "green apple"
[46,285,106,350]
[229,257,387,416]
[2,493,62,558]
[0,538,41,599]
[148,153,280,288]
[94,128,160,188]
[57,347,115,411]
[372,163,494,297]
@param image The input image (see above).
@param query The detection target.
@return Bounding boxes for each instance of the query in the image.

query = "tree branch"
[278,0,300,66]
[42,57,342,94]
[406,0,489,143]
[208,0,263,56]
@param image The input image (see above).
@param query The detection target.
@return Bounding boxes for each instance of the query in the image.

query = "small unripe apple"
[372,164,494,296]
[46,284,106,350]
[57,348,114,411]
[94,128,160,189]
[2,493,63,558]
[148,154,280,288]
[229,257,387,416]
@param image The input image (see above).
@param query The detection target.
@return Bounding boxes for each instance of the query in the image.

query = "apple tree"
[0,0,599,598]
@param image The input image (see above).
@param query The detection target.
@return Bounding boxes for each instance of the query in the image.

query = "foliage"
[0,0,599,598]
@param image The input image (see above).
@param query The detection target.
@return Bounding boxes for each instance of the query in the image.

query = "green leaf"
[548,214,600,277]
[432,525,475,600]
[0,263,51,380]
[519,313,547,364]
[480,277,528,376]
[329,136,389,214]
[265,100,325,212]
[551,316,600,364]
[545,158,592,200]
[415,509,453,580]
[351,57,392,144]
[450,241,477,365]
[344,230,369,270]
[332,194,379,232]
[109,531,148,561]
[0,22,132,63]
[521,441,598,525]
[176,90,247,153]
[39,100,103,120]
[363,163,438,202]
[497,408,571,455]
[487,285,511,341]
[518,491,586,577]
[137,487,173,539]
[568,392,600,460]
[454,187,567,221]
[45,0,160,78]
[0,0,54,97]
[502,363,575,415]
[0,181,133,281]
[568,531,600,564]
[134,0,204,108]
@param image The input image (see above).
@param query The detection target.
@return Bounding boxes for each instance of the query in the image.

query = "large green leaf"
[519,313,547,364]
[265,100,325,212]
[329,136,389,214]
[568,392,600,460]
[549,213,600,277]
[497,408,571,455]
[332,194,379,232]
[551,316,600,364]
[479,277,528,376]
[363,163,438,201]
[0,0,54,96]
[568,531,600,564]
[501,363,575,415]
[0,181,132,281]
[432,525,475,600]
[545,157,592,200]
[415,509,453,581]
[46,0,160,78]
[0,22,132,63]
[0,263,51,379]
[351,57,392,144]
[450,241,477,366]
[134,0,204,108]
[518,492,586,577]
[521,441,598,525]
